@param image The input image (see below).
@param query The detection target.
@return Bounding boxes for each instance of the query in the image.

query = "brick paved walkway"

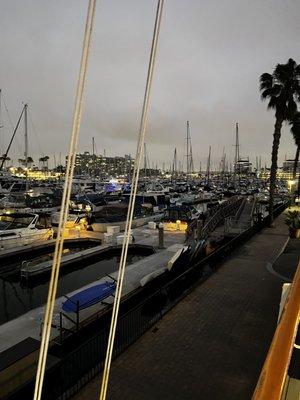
[73,214,292,400]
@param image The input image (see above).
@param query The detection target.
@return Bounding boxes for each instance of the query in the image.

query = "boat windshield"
[0,215,34,230]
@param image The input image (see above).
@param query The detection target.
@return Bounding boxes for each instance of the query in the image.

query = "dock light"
[163,220,188,232]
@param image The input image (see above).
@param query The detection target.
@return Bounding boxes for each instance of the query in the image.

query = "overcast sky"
[0,0,299,170]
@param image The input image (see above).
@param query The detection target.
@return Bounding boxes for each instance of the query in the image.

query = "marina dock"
[72,213,300,400]
[0,226,186,354]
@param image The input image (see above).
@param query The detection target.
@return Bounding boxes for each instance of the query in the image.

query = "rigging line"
[2,96,15,132]
[2,96,23,156]
[99,1,164,399]
[0,105,26,171]
[33,1,97,400]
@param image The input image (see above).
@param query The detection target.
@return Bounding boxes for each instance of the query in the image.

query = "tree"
[260,58,300,224]
[290,111,300,179]
[290,111,300,197]
[26,156,33,167]
[18,157,34,167]
[54,164,65,174]
[39,155,49,170]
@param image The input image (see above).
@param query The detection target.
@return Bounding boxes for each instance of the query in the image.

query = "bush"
[285,210,300,229]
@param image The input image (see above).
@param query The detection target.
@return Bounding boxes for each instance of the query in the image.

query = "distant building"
[234,157,252,174]
[282,159,300,173]
[67,152,135,177]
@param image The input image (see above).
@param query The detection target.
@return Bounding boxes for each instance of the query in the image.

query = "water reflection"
[0,253,144,325]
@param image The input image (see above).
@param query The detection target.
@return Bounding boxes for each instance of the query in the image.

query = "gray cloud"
[0,0,299,169]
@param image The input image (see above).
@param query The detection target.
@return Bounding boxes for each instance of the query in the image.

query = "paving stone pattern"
[73,215,292,400]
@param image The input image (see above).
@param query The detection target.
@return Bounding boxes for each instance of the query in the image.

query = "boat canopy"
[0,213,37,230]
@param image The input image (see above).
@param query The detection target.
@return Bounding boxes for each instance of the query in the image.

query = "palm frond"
[290,111,300,145]
[260,73,273,90]
[260,88,273,100]
[286,99,297,120]
[267,96,278,110]
[272,84,282,96]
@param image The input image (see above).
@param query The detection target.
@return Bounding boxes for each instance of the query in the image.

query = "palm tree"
[26,156,33,167]
[260,58,300,224]
[290,111,300,179]
[290,111,300,198]
[39,155,49,170]
[43,155,49,169]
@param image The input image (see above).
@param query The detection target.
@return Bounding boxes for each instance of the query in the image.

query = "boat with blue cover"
[62,281,116,312]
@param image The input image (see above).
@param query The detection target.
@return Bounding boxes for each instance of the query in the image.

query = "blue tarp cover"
[62,281,116,312]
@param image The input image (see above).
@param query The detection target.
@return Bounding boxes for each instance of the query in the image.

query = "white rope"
[33,1,97,399]
[99,1,164,399]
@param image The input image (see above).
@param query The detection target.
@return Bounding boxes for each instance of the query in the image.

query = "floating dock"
[0,226,186,354]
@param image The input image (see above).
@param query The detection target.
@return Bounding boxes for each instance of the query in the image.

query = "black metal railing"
[201,196,243,238]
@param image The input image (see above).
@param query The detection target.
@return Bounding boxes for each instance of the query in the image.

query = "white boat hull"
[0,228,53,251]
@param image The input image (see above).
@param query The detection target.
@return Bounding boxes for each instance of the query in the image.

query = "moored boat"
[0,212,53,251]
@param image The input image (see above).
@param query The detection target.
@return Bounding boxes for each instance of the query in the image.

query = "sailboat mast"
[24,103,29,191]
[0,104,26,172]
[0,90,2,154]
[24,104,28,169]
[92,136,95,183]
[206,145,211,186]
[172,147,177,176]
[186,121,190,175]
[234,122,240,179]
[92,136,95,156]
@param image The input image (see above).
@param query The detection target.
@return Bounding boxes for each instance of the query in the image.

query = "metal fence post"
[197,219,203,240]
[158,223,164,249]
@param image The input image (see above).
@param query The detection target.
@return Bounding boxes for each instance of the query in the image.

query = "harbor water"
[0,250,149,325]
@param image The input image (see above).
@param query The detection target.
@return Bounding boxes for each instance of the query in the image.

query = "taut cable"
[99,1,164,399]
[33,1,97,399]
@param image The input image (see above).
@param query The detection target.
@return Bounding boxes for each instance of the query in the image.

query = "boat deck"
[73,213,299,400]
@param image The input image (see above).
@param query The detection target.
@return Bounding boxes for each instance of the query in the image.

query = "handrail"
[235,196,246,219]
[252,261,300,400]
[250,196,258,217]
[201,196,243,238]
